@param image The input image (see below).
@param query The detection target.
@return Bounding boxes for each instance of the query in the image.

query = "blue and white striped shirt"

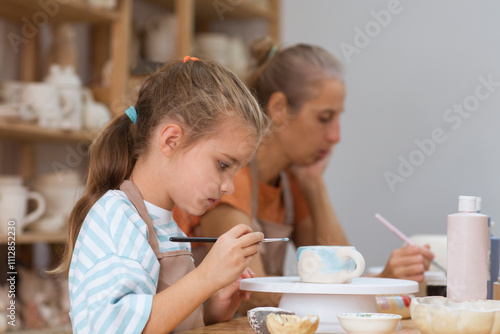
[68,190,190,333]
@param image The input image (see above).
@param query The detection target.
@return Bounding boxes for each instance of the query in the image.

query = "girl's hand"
[204,268,255,324]
[198,224,263,290]
[379,245,434,282]
[291,153,332,192]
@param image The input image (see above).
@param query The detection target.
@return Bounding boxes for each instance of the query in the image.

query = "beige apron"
[120,180,205,333]
[249,162,295,276]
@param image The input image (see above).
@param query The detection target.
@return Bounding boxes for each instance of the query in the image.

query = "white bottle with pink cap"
[447,195,488,302]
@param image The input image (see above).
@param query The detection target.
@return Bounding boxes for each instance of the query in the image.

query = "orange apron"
[249,161,295,276]
[120,180,205,332]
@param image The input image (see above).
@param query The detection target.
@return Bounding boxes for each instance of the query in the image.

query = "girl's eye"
[218,161,229,169]
[318,116,331,123]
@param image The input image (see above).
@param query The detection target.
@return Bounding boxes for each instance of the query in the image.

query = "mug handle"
[24,191,47,225]
[342,248,366,281]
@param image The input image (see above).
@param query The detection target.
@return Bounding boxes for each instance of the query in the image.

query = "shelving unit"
[0,0,120,23]
[0,121,97,142]
[0,1,280,330]
[0,0,131,115]
[0,232,67,245]
[148,0,279,59]
[130,0,280,94]
[0,0,130,169]
[144,0,277,23]
[0,0,130,258]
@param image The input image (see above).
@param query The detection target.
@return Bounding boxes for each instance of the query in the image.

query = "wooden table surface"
[178,317,421,333]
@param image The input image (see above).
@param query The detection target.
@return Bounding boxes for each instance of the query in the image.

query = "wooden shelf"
[90,85,111,105]
[0,0,119,24]
[9,326,72,334]
[144,0,275,20]
[0,232,67,244]
[197,0,274,20]
[0,121,98,143]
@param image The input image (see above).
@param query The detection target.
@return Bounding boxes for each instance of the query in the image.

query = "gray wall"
[281,0,500,268]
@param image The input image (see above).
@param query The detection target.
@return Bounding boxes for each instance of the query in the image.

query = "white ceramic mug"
[20,83,62,127]
[0,185,46,235]
[297,246,365,284]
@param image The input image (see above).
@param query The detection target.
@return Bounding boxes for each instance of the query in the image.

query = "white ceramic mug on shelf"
[297,245,365,284]
[0,185,46,235]
[20,82,62,127]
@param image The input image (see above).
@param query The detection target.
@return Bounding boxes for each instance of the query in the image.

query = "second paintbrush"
[169,237,289,243]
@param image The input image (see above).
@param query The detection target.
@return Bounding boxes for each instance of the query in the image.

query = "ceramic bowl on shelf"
[336,313,402,333]
[410,296,500,334]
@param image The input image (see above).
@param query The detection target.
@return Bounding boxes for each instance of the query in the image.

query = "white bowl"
[336,313,402,333]
[411,296,500,334]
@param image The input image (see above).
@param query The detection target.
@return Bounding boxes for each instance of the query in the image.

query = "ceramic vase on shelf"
[227,37,250,79]
[144,13,177,63]
[44,64,83,130]
[194,33,249,79]
[82,88,111,130]
[195,33,230,67]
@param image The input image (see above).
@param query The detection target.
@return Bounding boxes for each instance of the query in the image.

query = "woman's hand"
[197,224,263,291]
[378,245,434,282]
[204,268,255,324]
[291,153,331,192]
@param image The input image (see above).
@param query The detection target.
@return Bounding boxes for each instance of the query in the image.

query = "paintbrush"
[375,213,447,274]
[169,237,289,243]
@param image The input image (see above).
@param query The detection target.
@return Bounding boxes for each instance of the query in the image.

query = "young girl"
[54,57,269,333]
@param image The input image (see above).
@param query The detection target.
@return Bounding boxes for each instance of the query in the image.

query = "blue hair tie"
[267,45,278,61]
[125,106,137,124]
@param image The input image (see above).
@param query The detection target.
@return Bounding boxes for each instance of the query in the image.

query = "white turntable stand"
[240,276,418,333]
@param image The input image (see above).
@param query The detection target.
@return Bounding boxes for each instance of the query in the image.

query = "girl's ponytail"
[52,114,136,275]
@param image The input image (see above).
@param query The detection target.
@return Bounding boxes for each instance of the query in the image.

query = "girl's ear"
[267,91,289,128]
[159,124,184,157]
